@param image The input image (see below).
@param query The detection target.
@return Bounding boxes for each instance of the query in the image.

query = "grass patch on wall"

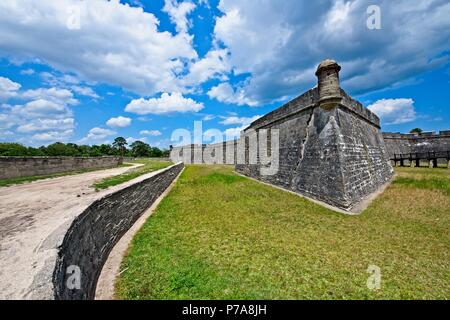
[116,165,450,300]
[92,159,172,190]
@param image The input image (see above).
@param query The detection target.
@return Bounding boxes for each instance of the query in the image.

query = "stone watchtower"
[315,59,342,110]
[236,59,394,213]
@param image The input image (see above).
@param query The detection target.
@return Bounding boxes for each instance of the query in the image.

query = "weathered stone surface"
[383,131,450,157]
[3,163,185,300]
[0,156,122,180]
[51,163,183,300]
[171,60,394,212]
[236,60,394,212]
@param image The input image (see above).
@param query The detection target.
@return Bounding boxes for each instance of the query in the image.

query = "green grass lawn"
[92,159,172,190]
[116,165,450,300]
[0,163,133,187]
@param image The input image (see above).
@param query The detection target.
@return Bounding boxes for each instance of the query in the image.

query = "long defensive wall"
[171,60,394,213]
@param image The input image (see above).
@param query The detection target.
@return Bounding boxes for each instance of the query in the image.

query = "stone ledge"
[245,88,380,132]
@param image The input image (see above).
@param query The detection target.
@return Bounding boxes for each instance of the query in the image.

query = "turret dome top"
[315,59,341,76]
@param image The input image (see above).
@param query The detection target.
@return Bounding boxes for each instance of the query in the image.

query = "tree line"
[0,137,169,158]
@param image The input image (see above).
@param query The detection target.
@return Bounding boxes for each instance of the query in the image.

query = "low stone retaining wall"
[123,157,171,162]
[0,156,122,180]
[51,162,183,300]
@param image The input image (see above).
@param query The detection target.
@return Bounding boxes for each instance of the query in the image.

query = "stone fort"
[383,131,450,168]
[172,60,395,213]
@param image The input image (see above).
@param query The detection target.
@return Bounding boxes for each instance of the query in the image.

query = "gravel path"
[0,164,141,299]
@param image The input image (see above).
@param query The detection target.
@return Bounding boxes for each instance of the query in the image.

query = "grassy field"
[116,165,450,300]
[92,159,172,190]
[0,163,133,187]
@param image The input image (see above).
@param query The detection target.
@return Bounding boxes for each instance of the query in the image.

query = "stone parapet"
[0,156,121,180]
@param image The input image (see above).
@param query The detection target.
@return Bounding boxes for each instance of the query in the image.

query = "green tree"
[162,149,170,158]
[112,137,128,158]
[45,142,78,156]
[27,146,45,156]
[410,128,423,134]
[0,143,29,156]
[0,140,159,158]
[150,146,163,158]
[99,144,115,156]
[130,141,151,157]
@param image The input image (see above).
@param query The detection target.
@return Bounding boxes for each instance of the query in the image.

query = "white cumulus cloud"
[0,76,21,100]
[107,116,132,128]
[217,114,261,139]
[207,82,258,106]
[78,127,117,145]
[20,68,35,75]
[125,92,204,115]
[0,0,197,96]
[182,49,232,86]
[32,129,74,142]
[219,115,261,126]
[17,118,75,133]
[70,85,99,99]
[202,114,216,121]
[224,125,247,139]
[212,0,450,105]
[21,88,78,106]
[0,77,77,143]
[126,136,148,144]
[163,0,196,33]
[367,98,417,125]
[11,99,71,118]
[140,130,162,136]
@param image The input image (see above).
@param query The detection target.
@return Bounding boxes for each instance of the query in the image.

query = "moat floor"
[0,164,141,299]
[116,165,450,300]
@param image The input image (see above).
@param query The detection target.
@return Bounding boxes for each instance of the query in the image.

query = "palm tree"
[112,137,127,159]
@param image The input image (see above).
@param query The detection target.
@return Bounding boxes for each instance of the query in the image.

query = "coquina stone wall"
[51,163,183,300]
[236,60,394,212]
[170,60,394,212]
[0,156,122,180]
[382,131,450,158]
[171,141,238,165]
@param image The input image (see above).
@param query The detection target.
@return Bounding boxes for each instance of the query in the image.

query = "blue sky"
[0,0,449,148]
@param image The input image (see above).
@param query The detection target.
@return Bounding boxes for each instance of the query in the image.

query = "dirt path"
[0,164,141,299]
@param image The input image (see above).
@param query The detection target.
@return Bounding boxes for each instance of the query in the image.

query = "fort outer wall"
[25,163,184,300]
[171,130,450,169]
[170,61,394,212]
[235,60,394,212]
[0,156,122,180]
[382,131,450,158]
[170,141,238,165]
